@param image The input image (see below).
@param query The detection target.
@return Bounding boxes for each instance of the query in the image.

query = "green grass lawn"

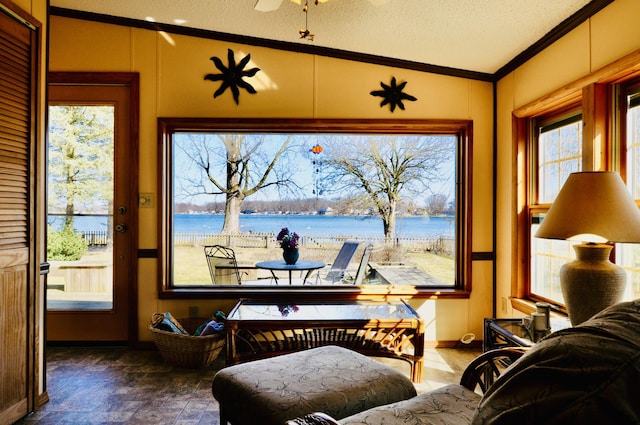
[406,251,455,283]
[173,244,454,285]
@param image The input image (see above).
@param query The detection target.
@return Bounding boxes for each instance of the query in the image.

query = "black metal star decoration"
[204,49,260,105]
[370,77,417,112]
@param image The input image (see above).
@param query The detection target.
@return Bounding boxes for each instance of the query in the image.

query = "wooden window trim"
[157,118,473,300]
[512,50,640,313]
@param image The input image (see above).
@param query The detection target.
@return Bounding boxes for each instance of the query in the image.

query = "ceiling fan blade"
[255,0,284,12]
[289,0,385,5]
[289,0,330,4]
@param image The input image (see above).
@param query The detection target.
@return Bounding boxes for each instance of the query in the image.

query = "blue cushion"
[152,312,187,334]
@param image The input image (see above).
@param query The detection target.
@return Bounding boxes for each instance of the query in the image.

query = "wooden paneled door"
[0,2,41,423]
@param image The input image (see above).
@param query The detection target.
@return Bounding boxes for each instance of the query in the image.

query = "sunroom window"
[530,113,582,304]
[158,119,472,298]
[617,87,640,301]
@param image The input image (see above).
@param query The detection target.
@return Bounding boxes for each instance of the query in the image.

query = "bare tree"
[426,193,449,215]
[48,105,114,229]
[175,133,299,234]
[323,135,454,240]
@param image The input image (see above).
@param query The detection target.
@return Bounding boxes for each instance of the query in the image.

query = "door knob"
[115,223,128,233]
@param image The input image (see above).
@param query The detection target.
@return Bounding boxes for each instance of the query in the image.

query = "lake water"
[50,214,455,238]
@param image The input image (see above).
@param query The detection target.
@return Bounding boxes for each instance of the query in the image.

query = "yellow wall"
[495,0,640,317]
[49,15,495,344]
[47,0,640,344]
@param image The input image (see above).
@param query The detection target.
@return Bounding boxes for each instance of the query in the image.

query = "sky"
[172,132,456,206]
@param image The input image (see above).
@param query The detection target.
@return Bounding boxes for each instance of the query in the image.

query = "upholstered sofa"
[290,299,640,425]
[296,348,522,425]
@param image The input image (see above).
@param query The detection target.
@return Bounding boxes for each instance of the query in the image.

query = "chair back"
[352,244,373,285]
[204,245,242,284]
[324,241,360,282]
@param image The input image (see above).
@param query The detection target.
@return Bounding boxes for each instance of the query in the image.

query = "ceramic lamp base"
[560,243,626,326]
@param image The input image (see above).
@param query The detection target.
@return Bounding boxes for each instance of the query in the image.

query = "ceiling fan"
[254,0,388,13]
[255,0,389,41]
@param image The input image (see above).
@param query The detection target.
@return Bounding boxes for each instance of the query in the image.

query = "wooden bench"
[212,263,258,284]
[49,262,110,292]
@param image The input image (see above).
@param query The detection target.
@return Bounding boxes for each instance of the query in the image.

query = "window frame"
[515,95,585,309]
[514,52,640,313]
[613,79,640,301]
[527,107,583,306]
[157,118,473,300]
[618,79,640,183]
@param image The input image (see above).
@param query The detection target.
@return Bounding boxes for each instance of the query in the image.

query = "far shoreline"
[176,212,455,219]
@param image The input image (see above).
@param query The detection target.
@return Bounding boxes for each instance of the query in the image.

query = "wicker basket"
[149,315,225,368]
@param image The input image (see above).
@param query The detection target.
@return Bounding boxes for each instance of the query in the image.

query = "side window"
[617,84,640,301]
[530,112,582,304]
[519,76,640,311]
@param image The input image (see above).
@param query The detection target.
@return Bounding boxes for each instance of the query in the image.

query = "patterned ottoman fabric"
[212,345,417,425]
[339,384,481,425]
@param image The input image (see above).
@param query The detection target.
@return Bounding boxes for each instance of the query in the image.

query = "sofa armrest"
[459,347,527,394]
[286,412,341,425]
[472,300,640,425]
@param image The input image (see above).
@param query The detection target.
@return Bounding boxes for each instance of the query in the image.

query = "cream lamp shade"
[535,171,640,242]
[535,171,640,325]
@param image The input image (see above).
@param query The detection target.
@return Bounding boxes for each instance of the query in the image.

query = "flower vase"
[283,248,299,265]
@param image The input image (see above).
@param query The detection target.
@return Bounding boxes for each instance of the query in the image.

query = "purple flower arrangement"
[276,227,300,250]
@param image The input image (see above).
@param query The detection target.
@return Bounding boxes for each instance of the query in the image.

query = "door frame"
[47,72,139,346]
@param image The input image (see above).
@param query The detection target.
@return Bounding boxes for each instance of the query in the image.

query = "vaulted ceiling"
[50,0,612,80]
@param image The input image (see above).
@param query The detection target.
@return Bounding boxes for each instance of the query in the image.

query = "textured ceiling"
[50,0,596,75]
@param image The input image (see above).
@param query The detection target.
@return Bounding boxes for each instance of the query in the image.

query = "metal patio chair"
[351,243,374,285]
[204,245,243,285]
[315,241,361,284]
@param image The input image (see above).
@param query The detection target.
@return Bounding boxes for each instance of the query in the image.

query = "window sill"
[159,286,471,300]
[511,297,567,318]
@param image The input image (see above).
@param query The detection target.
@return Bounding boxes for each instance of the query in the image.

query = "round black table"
[255,260,326,285]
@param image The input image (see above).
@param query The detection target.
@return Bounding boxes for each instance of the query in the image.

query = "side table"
[225,298,425,383]
[483,317,571,352]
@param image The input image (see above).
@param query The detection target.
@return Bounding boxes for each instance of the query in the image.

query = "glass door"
[46,77,137,342]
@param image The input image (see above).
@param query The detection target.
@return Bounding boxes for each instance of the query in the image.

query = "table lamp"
[535,171,640,325]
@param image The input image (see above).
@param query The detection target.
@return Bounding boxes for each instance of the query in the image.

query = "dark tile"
[16,346,478,424]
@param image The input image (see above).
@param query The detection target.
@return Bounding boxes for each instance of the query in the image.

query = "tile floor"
[16,345,481,424]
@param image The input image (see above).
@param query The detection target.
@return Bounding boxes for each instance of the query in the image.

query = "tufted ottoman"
[212,345,417,425]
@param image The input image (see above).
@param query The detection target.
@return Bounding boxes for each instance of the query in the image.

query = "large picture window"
[158,119,472,298]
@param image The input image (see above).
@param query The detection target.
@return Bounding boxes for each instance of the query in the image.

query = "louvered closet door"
[0,7,37,424]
